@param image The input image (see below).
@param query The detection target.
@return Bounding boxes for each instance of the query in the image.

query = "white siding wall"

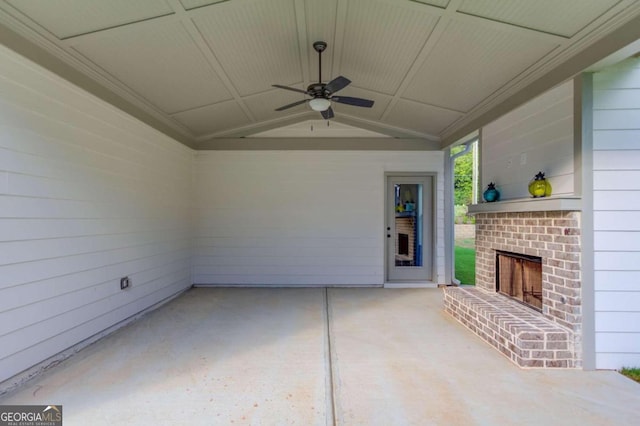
[0,46,193,382]
[482,81,574,199]
[193,151,444,286]
[592,57,640,369]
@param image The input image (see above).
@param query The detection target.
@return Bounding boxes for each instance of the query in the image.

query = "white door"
[386,176,433,281]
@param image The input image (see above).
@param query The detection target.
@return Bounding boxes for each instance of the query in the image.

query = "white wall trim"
[578,73,596,370]
[197,138,441,151]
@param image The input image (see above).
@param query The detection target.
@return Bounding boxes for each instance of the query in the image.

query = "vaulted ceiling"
[2,0,640,148]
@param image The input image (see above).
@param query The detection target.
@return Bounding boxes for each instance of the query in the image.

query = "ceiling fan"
[272,41,374,119]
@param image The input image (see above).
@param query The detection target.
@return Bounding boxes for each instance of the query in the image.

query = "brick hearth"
[445,210,582,368]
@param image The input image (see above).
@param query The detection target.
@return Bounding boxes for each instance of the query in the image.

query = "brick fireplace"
[444,208,582,368]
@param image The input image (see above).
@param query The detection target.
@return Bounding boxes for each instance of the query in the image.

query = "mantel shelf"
[467,196,582,214]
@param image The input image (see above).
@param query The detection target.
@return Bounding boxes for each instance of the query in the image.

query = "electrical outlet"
[120,276,131,290]
[520,153,527,165]
[506,157,513,168]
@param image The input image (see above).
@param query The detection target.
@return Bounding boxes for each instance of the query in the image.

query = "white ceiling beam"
[586,37,640,71]
[195,107,440,141]
[197,137,441,150]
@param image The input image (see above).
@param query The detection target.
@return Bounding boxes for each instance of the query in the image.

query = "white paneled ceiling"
[457,0,621,38]
[5,0,172,39]
[402,19,558,112]
[172,100,250,136]
[385,99,465,136]
[1,0,640,147]
[339,0,439,95]
[193,0,302,97]
[72,20,233,114]
[243,90,308,123]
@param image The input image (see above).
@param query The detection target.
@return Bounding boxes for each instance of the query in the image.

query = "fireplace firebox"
[496,251,542,311]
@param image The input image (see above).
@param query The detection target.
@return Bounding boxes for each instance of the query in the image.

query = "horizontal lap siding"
[0,46,193,382]
[193,151,444,286]
[482,81,574,199]
[592,57,640,369]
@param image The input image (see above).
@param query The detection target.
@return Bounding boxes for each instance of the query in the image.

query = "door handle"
[387,234,391,238]
[387,227,391,231]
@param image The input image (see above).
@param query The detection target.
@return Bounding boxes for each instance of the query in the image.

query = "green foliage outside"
[453,144,476,285]
[452,145,474,206]
[620,367,640,383]
[452,144,475,224]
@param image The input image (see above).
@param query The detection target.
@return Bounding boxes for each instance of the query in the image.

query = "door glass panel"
[394,184,423,267]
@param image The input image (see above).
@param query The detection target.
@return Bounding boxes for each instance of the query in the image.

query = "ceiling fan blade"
[320,106,334,120]
[325,76,351,94]
[275,99,309,111]
[331,96,374,108]
[272,84,309,95]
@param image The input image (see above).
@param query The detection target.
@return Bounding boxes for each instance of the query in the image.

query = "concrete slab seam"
[324,288,338,426]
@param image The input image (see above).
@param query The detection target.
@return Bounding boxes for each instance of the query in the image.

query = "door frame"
[384,172,437,287]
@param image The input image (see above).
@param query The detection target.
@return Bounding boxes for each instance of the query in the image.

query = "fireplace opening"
[496,251,542,311]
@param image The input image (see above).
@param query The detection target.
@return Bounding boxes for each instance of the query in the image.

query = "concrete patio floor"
[1,288,639,425]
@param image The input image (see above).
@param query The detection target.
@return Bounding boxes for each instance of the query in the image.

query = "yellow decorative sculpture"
[528,171,552,198]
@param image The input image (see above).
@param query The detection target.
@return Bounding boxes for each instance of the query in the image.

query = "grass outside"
[455,237,476,285]
[620,367,640,383]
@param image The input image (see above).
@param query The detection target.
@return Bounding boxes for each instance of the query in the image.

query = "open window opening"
[452,139,478,285]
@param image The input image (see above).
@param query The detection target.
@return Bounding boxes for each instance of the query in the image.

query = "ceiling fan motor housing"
[307,83,327,97]
[272,41,374,117]
[313,41,327,53]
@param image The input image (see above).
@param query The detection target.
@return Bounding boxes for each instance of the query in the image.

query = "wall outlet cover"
[120,276,131,290]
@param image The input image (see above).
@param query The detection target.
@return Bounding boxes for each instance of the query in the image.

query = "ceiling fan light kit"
[308,98,331,111]
[273,41,374,119]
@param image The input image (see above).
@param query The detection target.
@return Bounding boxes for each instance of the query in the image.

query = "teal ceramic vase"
[483,182,500,202]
